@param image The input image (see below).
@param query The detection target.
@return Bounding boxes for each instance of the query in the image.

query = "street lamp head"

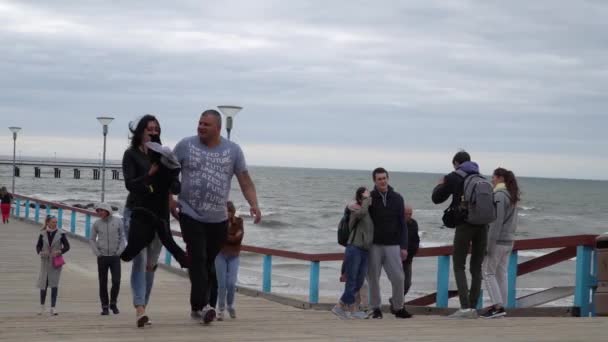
[217,106,242,119]
[96,117,114,126]
[8,127,21,134]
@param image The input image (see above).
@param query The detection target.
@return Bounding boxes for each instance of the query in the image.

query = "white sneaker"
[448,308,477,319]
[350,311,368,319]
[38,305,45,316]
[217,310,225,321]
[50,307,58,316]
[331,304,350,320]
[201,305,216,324]
[227,307,236,319]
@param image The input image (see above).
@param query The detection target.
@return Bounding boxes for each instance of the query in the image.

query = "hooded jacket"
[347,197,374,250]
[89,203,125,257]
[432,161,480,209]
[369,186,408,249]
[488,186,518,252]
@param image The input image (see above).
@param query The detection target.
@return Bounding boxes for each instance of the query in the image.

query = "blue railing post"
[70,210,76,233]
[574,245,593,317]
[165,250,172,266]
[262,255,272,293]
[436,255,451,308]
[477,289,484,310]
[25,200,30,219]
[34,202,40,223]
[309,261,320,304]
[15,199,21,217]
[507,251,518,308]
[57,208,63,229]
[85,214,92,238]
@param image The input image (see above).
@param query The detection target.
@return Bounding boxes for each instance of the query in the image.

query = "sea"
[2,159,607,306]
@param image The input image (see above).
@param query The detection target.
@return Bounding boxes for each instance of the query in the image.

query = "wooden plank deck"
[0,219,606,342]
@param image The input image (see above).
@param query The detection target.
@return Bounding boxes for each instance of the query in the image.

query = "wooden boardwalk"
[1,219,606,342]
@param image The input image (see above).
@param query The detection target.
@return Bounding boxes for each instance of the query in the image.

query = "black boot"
[101,306,110,315]
[110,303,120,314]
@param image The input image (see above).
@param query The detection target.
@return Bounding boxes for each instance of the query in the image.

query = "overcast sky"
[1,0,607,180]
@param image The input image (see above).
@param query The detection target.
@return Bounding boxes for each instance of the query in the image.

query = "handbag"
[52,255,65,268]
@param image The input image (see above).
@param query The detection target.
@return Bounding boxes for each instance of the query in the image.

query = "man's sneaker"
[481,306,506,319]
[50,307,58,316]
[394,308,413,319]
[201,305,216,324]
[110,304,120,315]
[350,311,368,319]
[101,307,110,316]
[371,308,383,319]
[228,307,236,319]
[448,308,478,319]
[191,310,202,320]
[331,304,350,320]
[217,310,225,321]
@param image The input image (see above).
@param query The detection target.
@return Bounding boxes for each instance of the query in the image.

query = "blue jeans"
[340,245,368,305]
[215,252,240,310]
[123,208,161,307]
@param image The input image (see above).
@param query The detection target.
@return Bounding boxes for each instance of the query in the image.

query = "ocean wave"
[518,205,540,211]
[258,219,289,228]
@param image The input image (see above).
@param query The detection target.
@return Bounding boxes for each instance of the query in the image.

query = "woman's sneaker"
[50,307,58,316]
[448,308,478,319]
[331,305,350,320]
[481,307,506,319]
[228,307,237,319]
[217,310,225,321]
[38,305,45,316]
[371,308,383,319]
[350,311,368,319]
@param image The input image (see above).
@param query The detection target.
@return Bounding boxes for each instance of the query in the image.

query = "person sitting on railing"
[36,215,70,316]
[332,187,374,320]
[481,168,520,319]
[0,186,13,224]
[90,202,125,316]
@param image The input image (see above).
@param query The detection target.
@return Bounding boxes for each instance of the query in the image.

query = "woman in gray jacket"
[332,187,374,319]
[482,168,520,319]
[36,215,70,316]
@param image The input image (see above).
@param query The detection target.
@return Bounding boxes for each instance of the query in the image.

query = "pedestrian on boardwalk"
[332,186,374,320]
[0,186,13,223]
[89,203,125,316]
[172,109,262,324]
[403,205,420,297]
[482,168,520,319]
[36,215,70,316]
[215,201,244,321]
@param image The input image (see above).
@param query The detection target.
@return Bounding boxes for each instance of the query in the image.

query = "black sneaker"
[110,304,120,315]
[394,308,413,319]
[201,305,216,324]
[481,306,506,319]
[100,307,109,316]
[371,308,383,319]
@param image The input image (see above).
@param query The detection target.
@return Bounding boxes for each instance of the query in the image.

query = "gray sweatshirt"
[89,208,125,257]
[488,190,517,251]
[347,197,374,250]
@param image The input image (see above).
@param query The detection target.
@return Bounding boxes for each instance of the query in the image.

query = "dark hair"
[355,187,367,204]
[129,115,161,149]
[494,167,521,205]
[372,167,389,181]
[201,109,222,129]
[452,150,471,165]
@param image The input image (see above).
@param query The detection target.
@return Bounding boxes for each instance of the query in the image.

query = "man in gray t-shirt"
[172,109,262,324]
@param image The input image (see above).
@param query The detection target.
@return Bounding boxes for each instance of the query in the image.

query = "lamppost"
[8,127,21,194]
[96,117,114,202]
[217,105,242,140]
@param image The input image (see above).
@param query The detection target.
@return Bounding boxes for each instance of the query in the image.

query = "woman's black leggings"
[40,280,58,307]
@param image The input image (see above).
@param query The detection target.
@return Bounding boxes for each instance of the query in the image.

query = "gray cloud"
[1,0,607,178]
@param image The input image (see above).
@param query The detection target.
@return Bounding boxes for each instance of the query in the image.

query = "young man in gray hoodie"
[90,203,125,315]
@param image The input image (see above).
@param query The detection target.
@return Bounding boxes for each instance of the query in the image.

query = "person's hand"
[148,163,160,176]
[170,199,180,220]
[362,189,370,199]
[438,176,446,185]
[400,249,408,261]
[52,251,61,257]
[250,206,262,224]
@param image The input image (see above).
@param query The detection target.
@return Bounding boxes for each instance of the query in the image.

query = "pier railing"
[10,194,599,316]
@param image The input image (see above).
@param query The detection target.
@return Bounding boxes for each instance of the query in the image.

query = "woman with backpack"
[332,187,374,319]
[482,167,520,319]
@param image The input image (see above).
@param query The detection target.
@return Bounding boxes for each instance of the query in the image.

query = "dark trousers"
[403,258,413,296]
[453,223,487,309]
[97,256,121,307]
[121,207,188,268]
[179,214,227,312]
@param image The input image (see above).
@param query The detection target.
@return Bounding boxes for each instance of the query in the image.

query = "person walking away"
[0,186,13,224]
[36,215,70,316]
[403,205,420,297]
[482,168,520,318]
[90,203,125,315]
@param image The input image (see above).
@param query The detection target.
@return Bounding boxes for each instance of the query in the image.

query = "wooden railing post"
[574,245,593,317]
[507,250,518,308]
[436,255,450,308]
[262,255,272,293]
[57,208,63,229]
[309,261,320,304]
[85,214,92,238]
[70,210,76,233]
